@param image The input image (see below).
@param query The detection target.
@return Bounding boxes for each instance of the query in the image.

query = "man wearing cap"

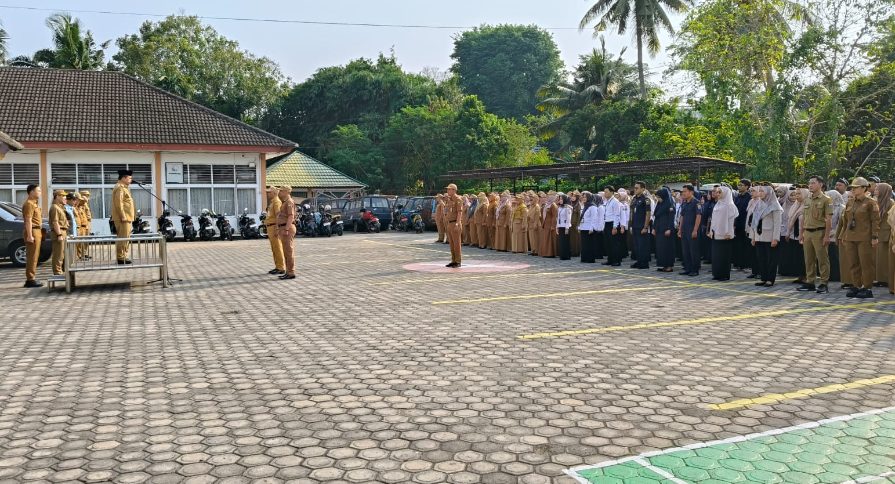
[798,175,833,294]
[434,194,446,244]
[837,177,880,298]
[49,190,70,275]
[79,191,92,260]
[264,186,285,275]
[275,186,296,279]
[64,193,79,241]
[111,170,135,264]
[22,185,43,288]
[444,184,464,267]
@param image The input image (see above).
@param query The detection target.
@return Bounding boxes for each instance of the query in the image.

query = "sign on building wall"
[165,163,184,184]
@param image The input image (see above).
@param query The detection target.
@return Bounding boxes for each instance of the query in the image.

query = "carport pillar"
[512,178,516,195]
[554,176,559,192]
[489,179,493,193]
[697,163,702,189]
[39,150,49,213]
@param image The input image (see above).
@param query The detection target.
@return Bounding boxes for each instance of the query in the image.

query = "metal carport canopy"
[439,156,746,180]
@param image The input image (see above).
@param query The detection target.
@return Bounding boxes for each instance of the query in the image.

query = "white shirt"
[619,204,630,229]
[578,206,603,232]
[595,205,605,229]
[604,198,622,229]
[557,206,572,229]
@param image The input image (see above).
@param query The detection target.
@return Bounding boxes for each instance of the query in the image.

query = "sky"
[0,1,685,87]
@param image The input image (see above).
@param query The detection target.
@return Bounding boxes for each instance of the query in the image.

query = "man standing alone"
[264,186,285,275]
[275,186,296,280]
[444,184,463,268]
[111,169,135,264]
[22,185,43,288]
[798,175,833,293]
[837,177,880,298]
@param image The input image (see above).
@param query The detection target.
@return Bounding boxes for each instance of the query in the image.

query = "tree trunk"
[636,20,647,99]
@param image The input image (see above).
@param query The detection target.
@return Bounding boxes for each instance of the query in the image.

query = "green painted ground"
[570,408,895,484]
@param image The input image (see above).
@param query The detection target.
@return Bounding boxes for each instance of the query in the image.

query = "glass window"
[188,165,212,184]
[13,164,38,185]
[14,190,28,206]
[78,164,103,184]
[167,189,188,215]
[130,165,152,184]
[212,165,235,184]
[213,188,234,215]
[131,188,152,217]
[103,188,113,218]
[237,188,256,213]
[235,165,257,183]
[0,189,11,203]
[0,165,11,185]
[50,164,77,185]
[104,164,128,185]
[190,188,212,216]
[367,197,390,208]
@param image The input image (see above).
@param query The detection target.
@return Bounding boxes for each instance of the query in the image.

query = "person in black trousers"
[653,187,677,272]
[709,186,737,281]
[556,194,572,260]
[602,186,623,266]
[732,179,752,270]
[751,184,783,286]
[677,185,703,276]
[630,181,652,269]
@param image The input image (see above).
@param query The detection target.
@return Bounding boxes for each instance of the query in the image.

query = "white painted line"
[634,458,691,484]
[839,471,895,484]
[563,468,593,484]
[568,405,895,475]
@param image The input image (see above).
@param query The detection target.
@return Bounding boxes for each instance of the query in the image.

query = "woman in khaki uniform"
[475,193,488,248]
[888,203,895,296]
[839,190,855,288]
[837,177,880,298]
[540,192,558,258]
[527,192,541,256]
[875,183,892,287]
[512,194,527,253]
[495,191,511,251]
[487,193,498,248]
[460,195,471,245]
[467,194,478,247]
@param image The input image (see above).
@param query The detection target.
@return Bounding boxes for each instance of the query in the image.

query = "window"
[15,191,28,206]
[212,165,235,184]
[0,189,11,204]
[78,164,103,184]
[0,166,10,185]
[237,189,256,213]
[235,165,257,183]
[213,188,234,214]
[367,197,390,208]
[53,163,152,218]
[0,163,39,206]
[188,165,212,184]
[191,187,212,216]
[167,189,188,215]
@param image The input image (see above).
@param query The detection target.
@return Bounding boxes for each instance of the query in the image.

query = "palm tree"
[0,19,8,65]
[42,13,109,70]
[580,0,690,98]
[536,37,639,137]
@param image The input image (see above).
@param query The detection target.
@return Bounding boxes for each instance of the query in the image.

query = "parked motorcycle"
[331,213,344,236]
[132,210,151,234]
[158,209,177,242]
[391,204,407,231]
[357,210,381,233]
[215,212,235,241]
[198,209,217,241]
[409,210,424,234]
[180,214,197,241]
[299,203,317,237]
[318,205,333,237]
[258,211,269,238]
[238,208,260,239]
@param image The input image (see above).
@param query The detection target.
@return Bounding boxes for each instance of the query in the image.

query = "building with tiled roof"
[266,150,365,199]
[0,67,296,233]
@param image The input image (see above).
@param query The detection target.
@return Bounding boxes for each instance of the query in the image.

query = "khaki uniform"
[802,191,833,285]
[266,196,285,271]
[527,201,541,255]
[461,199,472,245]
[512,203,528,254]
[445,193,463,265]
[22,199,42,282]
[487,200,498,247]
[877,206,891,285]
[468,202,479,247]
[48,202,69,275]
[474,201,488,248]
[495,203,511,252]
[435,199,446,242]
[79,200,92,259]
[837,196,880,289]
[277,197,297,276]
[888,205,895,295]
[111,181,135,261]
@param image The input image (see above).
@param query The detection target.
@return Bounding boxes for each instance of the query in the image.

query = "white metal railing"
[60,233,168,293]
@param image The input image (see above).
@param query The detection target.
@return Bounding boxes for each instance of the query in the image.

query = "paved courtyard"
[1,231,894,484]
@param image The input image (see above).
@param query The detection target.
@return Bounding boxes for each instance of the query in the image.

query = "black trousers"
[581,230,597,263]
[755,241,780,284]
[558,229,571,260]
[633,229,650,267]
[656,229,675,268]
[712,239,733,280]
[828,242,841,282]
[605,222,622,264]
[681,230,701,274]
[733,227,750,268]
[700,227,712,263]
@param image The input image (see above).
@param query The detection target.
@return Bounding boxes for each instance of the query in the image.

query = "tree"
[114,15,287,123]
[450,25,564,120]
[536,37,640,137]
[34,13,109,70]
[320,125,387,192]
[0,19,8,65]
[580,0,690,98]
[263,54,436,157]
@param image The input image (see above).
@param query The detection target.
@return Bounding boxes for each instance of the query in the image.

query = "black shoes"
[874,281,888,288]
[445,263,461,268]
[24,280,43,288]
[689,272,699,277]
[746,274,758,279]
[679,270,690,275]
[797,284,816,292]
[268,269,284,274]
[816,284,828,294]
[842,284,854,290]
[610,263,621,267]
[279,274,295,280]
[117,259,132,265]
[857,289,873,298]
[846,287,861,298]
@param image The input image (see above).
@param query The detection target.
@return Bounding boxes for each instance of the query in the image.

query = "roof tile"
[266,150,365,189]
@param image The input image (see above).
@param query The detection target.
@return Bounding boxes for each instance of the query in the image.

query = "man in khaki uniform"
[444,184,464,268]
[22,185,43,288]
[79,191,92,260]
[111,170,135,264]
[264,186,286,275]
[837,177,880,298]
[434,194,446,243]
[798,175,833,294]
[275,186,297,279]
[48,190,70,275]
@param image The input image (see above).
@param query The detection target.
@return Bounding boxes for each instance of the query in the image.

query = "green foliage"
[320,125,387,192]
[113,15,286,123]
[451,25,564,120]
[30,13,110,70]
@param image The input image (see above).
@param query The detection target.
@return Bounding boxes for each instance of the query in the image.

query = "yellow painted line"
[371,270,611,286]
[518,301,895,339]
[433,285,683,305]
[709,374,895,410]
[310,257,433,266]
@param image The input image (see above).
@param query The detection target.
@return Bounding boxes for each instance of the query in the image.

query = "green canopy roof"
[266,150,365,189]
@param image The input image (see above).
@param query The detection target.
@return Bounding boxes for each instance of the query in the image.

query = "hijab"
[655,187,673,216]
[747,186,761,214]
[787,188,807,232]
[877,183,892,218]
[582,191,595,211]
[752,185,783,231]
[617,188,629,204]
[711,186,738,237]
[595,192,605,207]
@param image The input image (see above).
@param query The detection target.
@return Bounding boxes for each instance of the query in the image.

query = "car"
[0,201,52,267]
[416,196,439,230]
[343,196,394,232]
[327,198,349,217]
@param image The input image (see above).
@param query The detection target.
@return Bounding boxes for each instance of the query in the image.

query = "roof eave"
[19,141,296,153]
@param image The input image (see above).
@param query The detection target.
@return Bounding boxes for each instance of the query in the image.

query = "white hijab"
[710,186,738,238]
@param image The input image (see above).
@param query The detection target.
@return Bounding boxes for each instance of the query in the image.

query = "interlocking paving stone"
[1,232,895,483]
